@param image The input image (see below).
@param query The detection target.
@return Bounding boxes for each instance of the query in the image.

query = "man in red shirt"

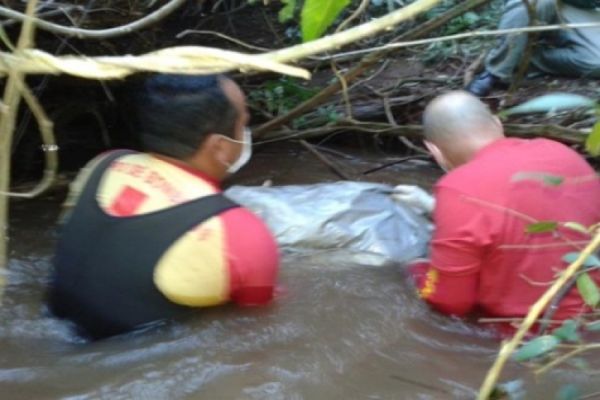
[48,74,279,339]
[393,91,600,322]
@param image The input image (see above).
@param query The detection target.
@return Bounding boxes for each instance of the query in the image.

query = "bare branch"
[0,0,186,39]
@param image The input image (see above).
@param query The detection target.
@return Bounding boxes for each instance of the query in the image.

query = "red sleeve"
[408,261,478,316]
[413,186,491,316]
[221,208,280,306]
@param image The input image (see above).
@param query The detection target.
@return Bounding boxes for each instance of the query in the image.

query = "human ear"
[424,141,452,171]
[204,133,231,166]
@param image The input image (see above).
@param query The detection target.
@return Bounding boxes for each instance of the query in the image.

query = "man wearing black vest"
[48,74,279,340]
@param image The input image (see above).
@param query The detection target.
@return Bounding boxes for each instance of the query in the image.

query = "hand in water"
[391,185,435,215]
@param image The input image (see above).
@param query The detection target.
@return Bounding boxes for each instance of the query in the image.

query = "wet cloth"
[50,151,279,338]
[415,138,600,319]
[486,0,600,81]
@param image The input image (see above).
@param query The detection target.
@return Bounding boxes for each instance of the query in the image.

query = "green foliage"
[301,0,351,42]
[562,252,600,268]
[279,0,297,22]
[556,384,581,400]
[542,175,565,186]
[249,77,318,118]
[525,221,558,234]
[511,172,565,186]
[585,320,600,331]
[576,272,600,307]
[513,335,560,361]
[585,121,600,156]
[552,319,580,342]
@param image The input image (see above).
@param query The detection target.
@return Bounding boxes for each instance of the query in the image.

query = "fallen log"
[258,121,586,146]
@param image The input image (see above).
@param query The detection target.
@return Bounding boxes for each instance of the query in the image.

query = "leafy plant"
[509,102,600,388]
[253,0,352,41]
[301,0,351,41]
[278,0,297,22]
[248,77,318,118]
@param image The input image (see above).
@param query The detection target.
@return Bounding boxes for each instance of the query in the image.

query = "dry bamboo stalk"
[0,0,38,300]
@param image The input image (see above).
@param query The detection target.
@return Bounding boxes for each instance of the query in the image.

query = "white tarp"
[225,181,431,266]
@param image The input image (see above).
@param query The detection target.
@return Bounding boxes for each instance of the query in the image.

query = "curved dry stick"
[335,0,371,33]
[329,20,600,59]
[0,0,187,39]
[175,30,272,51]
[0,0,38,300]
[0,79,57,199]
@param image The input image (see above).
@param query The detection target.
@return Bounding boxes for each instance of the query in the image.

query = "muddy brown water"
[2,144,599,399]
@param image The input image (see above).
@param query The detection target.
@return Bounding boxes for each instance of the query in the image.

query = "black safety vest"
[48,150,239,340]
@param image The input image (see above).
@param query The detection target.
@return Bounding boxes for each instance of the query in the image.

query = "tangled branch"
[0,0,187,39]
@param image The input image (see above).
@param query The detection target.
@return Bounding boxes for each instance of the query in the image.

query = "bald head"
[422,91,503,143]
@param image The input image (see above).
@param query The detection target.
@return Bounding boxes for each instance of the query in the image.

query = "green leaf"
[301,0,351,42]
[512,335,560,361]
[499,93,596,117]
[552,319,580,342]
[585,320,600,331]
[563,222,590,235]
[278,0,297,23]
[567,357,589,371]
[562,252,600,268]
[526,221,558,234]
[542,175,565,186]
[585,121,600,157]
[577,272,600,307]
[556,384,581,400]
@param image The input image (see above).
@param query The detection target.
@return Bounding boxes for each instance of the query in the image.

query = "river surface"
[2,144,599,399]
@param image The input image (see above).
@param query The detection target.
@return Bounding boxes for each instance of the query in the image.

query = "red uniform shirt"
[413,138,600,319]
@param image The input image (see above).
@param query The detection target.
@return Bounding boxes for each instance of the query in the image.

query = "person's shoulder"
[436,162,478,191]
[221,205,277,243]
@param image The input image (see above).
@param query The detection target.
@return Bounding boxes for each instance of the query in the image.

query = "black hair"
[134,74,238,159]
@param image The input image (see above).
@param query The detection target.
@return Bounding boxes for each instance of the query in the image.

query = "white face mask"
[222,127,252,174]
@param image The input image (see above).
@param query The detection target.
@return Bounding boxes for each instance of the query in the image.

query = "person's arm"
[408,260,478,316]
[408,186,489,316]
[222,208,280,306]
[391,185,435,216]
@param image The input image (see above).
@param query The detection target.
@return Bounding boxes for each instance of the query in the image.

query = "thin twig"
[535,344,600,376]
[362,155,430,175]
[299,140,352,180]
[478,317,563,324]
[331,61,353,118]
[0,0,187,39]
[0,79,57,198]
[382,96,429,155]
[329,21,600,60]
[335,0,370,33]
[175,30,271,52]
